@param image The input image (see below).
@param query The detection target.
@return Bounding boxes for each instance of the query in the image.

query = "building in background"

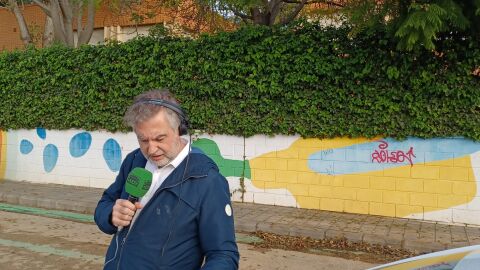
[0,0,228,51]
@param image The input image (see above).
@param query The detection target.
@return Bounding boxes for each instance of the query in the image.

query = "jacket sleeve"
[94,154,131,235]
[199,170,239,270]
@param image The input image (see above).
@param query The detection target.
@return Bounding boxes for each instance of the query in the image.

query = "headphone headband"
[136,98,189,135]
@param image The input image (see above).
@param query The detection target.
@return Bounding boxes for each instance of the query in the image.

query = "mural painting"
[193,137,479,222]
[2,129,480,225]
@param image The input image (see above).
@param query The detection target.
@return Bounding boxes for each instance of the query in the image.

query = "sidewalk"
[1,179,480,254]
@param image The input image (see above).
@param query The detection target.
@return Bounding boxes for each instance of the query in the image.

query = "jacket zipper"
[114,174,206,269]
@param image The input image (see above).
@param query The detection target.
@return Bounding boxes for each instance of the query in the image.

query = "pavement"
[1,179,480,254]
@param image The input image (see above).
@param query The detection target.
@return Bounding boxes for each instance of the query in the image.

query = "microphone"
[118,167,152,232]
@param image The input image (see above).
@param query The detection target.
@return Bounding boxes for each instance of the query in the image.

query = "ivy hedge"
[0,23,479,139]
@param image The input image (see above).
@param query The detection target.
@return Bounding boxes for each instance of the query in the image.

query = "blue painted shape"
[308,137,480,176]
[36,128,46,140]
[69,132,92,158]
[103,139,122,172]
[43,144,58,173]
[19,140,33,154]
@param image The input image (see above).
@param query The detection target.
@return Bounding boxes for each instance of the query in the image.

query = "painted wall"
[1,129,480,225]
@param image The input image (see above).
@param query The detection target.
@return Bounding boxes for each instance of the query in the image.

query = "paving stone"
[289,227,325,240]
[325,229,363,242]
[2,180,480,254]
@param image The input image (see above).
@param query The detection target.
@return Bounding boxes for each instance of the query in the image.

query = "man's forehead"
[135,129,167,138]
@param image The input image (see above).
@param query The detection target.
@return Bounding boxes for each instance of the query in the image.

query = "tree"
[344,0,480,50]
[2,0,98,48]
[218,0,346,26]
[129,0,346,29]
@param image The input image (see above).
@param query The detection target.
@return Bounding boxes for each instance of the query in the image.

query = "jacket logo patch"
[225,204,232,217]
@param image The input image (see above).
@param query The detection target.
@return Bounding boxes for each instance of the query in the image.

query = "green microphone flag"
[125,167,153,202]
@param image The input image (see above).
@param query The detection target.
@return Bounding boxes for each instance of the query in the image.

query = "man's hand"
[111,199,142,227]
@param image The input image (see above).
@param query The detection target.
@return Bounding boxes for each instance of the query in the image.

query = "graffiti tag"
[371,140,416,166]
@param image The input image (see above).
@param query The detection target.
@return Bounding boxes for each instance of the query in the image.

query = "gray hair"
[124,89,181,131]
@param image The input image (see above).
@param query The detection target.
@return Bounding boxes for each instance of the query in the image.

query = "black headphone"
[137,98,189,136]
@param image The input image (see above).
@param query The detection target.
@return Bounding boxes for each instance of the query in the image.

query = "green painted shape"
[0,238,103,261]
[0,203,94,223]
[235,233,263,244]
[193,138,251,179]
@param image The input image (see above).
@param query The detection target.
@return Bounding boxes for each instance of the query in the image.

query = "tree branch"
[282,0,345,7]
[32,0,52,17]
[7,0,32,45]
[279,0,307,25]
[228,6,253,20]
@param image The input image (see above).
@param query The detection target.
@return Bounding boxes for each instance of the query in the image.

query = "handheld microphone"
[118,167,152,232]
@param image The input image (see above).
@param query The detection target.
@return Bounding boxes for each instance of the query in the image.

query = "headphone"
[136,98,190,136]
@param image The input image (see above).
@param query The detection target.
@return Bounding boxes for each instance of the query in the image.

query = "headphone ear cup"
[179,120,188,136]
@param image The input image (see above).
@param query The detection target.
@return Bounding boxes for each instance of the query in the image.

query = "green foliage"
[345,0,480,51]
[0,23,479,140]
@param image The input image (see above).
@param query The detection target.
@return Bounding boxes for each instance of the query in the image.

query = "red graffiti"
[371,140,416,166]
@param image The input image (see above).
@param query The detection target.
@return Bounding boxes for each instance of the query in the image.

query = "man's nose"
[147,141,158,154]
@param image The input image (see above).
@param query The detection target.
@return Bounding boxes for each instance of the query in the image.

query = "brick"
[252,169,275,182]
[439,167,469,181]
[396,179,423,192]
[452,181,477,196]
[333,176,343,186]
[250,158,266,169]
[277,149,299,159]
[396,204,423,218]
[263,181,286,190]
[453,156,472,167]
[438,194,468,208]
[286,183,309,196]
[370,176,396,190]
[411,166,440,179]
[297,172,319,185]
[319,175,334,185]
[287,160,301,171]
[332,187,357,200]
[275,170,298,183]
[343,175,370,188]
[265,159,288,170]
[383,191,410,204]
[357,189,383,202]
[320,198,344,212]
[344,200,369,214]
[370,202,396,217]
[423,180,452,194]
[383,166,411,178]
[296,196,320,210]
[309,185,332,197]
[410,193,438,207]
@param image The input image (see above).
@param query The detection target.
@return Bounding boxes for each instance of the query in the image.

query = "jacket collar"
[131,147,218,188]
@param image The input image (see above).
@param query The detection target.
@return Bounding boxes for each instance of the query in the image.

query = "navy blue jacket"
[94,148,239,270]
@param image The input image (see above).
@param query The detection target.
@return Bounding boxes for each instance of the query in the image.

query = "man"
[94,89,239,270]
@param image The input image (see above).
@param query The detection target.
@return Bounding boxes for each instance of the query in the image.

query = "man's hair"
[124,89,181,132]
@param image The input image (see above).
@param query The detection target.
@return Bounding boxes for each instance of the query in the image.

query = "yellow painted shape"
[249,138,477,216]
[0,131,6,179]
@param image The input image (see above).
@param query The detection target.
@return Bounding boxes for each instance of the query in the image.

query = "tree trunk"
[43,15,54,47]
[77,0,96,47]
[7,0,32,46]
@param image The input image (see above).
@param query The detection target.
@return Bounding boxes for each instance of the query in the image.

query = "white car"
[368,245,480,270]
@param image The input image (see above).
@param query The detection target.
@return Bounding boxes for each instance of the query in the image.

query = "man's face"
[134,111,184,168]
